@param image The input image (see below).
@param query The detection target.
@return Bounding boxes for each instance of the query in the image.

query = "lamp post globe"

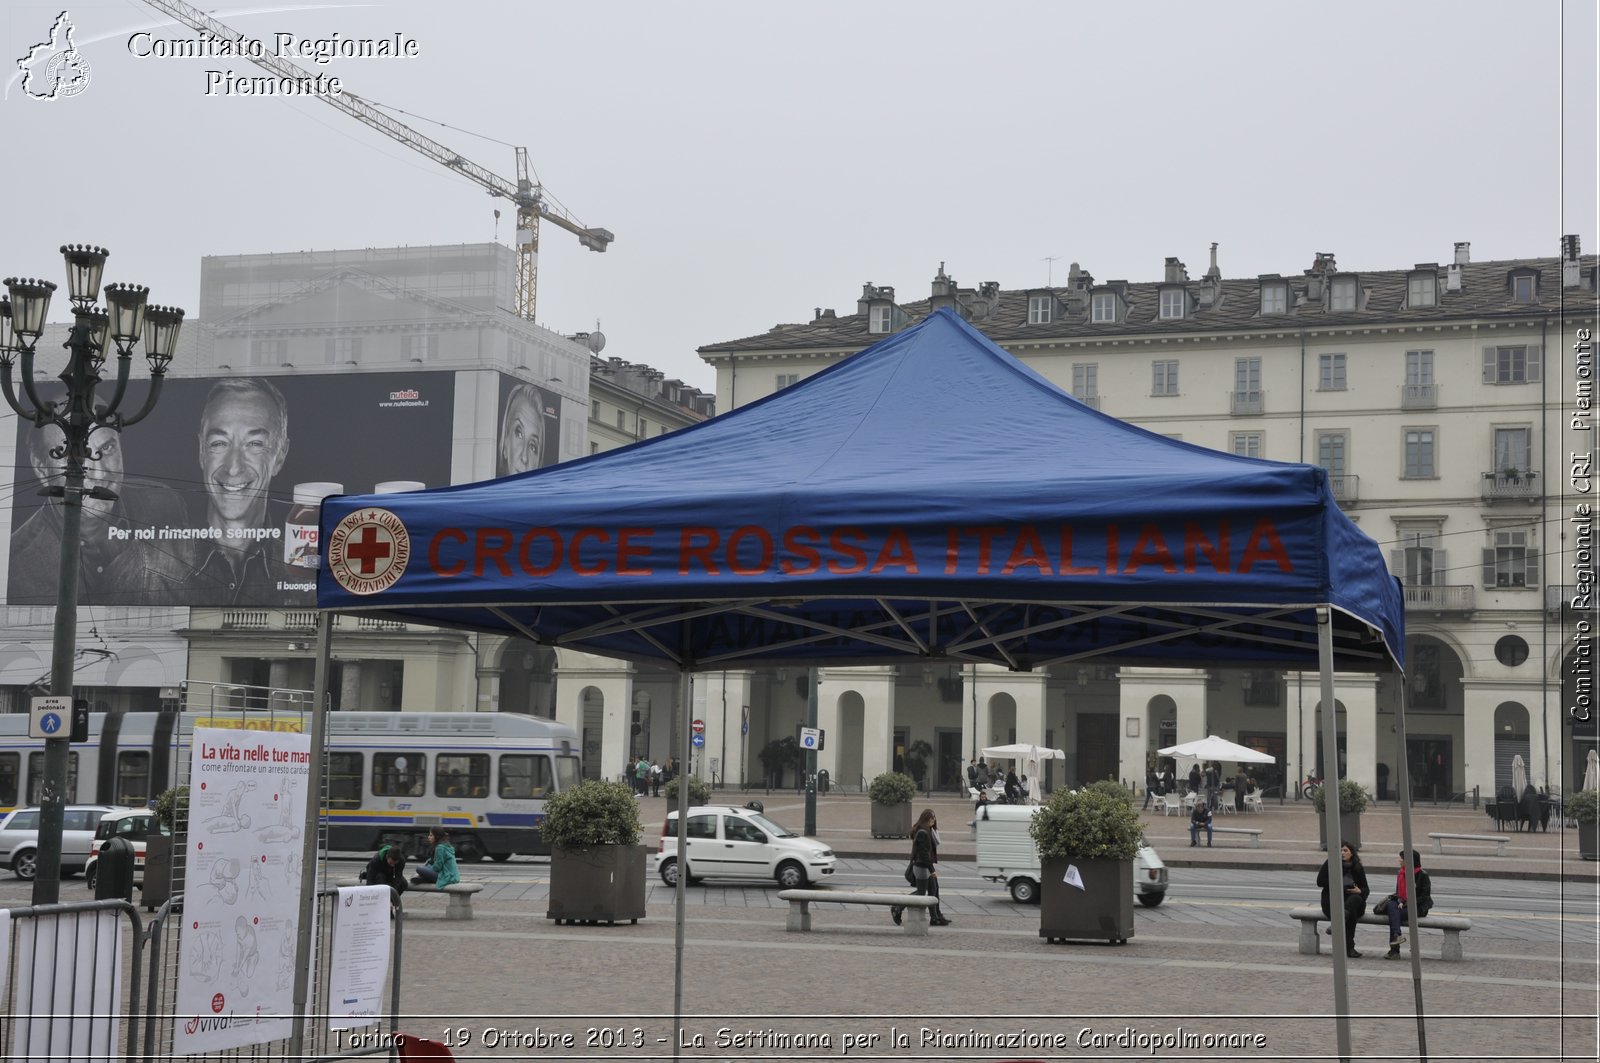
[0,244,182,905]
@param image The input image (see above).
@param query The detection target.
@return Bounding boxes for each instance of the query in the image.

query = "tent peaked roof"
[318,308,1403,672]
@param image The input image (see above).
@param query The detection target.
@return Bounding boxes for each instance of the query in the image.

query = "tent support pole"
[672,665,692,1060]
[288,610,334,1061]
[804,667,818,836]
[1393,676,1429,1061]
[1317,608,1353,1063]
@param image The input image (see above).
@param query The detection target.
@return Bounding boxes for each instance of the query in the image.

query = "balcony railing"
[1230,389,1264,415]
[1328,473,1359,502]
[1403,584,1475,613]
[1400,383,1438,409]
[221,610,270,630]
[1481,470,1541,501]
[1546,584,1589,614]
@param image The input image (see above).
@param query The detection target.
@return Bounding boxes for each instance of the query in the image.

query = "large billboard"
[7,371,455,608]
[494,375,563,477]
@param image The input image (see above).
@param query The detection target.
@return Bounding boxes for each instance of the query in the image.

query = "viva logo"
[184,1014,237,1035]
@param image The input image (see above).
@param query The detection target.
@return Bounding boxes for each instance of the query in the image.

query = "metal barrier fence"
[2,888,403,1063]
[0,898,144,1061]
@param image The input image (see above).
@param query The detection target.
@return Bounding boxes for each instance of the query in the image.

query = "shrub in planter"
[1568,789,1600,861]
[542,780,646,925]
[1312,778,1371,851]
[1084,780,1133,805]
[1029,787,1142,944]
[868,772,917,838]
[663,774,711,812]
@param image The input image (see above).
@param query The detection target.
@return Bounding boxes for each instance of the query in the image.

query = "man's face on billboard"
[500,392,543,475]
[31,423,125,522]
[198,390,287,525]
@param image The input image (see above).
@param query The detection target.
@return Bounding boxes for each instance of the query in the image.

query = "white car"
[656,804,836,888]
[0,804,119,881]
[84,808,169,890]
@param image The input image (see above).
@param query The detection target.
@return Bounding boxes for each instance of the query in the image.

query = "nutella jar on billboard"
[285,482,343,569]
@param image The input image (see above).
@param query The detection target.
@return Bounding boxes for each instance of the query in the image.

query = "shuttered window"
[1482,345,1543,384]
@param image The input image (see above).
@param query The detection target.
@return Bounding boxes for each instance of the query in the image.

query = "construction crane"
[140,0,612,323]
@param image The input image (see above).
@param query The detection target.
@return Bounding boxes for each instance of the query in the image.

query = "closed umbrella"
[1511,753,1527,797]
[1584,748,1599,792]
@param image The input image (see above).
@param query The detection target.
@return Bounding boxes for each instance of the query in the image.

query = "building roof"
[698,251,1598,354]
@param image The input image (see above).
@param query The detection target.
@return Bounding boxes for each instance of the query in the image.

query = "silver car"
[0,805,119,880]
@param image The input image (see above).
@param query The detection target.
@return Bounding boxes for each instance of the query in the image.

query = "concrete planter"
[141,835,177,913]
[1039,857,1134,945]
[1579,820,1599,861]
[547,844,647,925]
[870,802,913,839]
[1318,813,1363,853]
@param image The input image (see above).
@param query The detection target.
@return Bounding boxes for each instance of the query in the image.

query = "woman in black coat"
[891,808,950,927]
[1316,842,1370,957]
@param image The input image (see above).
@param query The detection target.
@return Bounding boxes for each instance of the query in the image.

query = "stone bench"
[776,889,938,937]
[1206,826,1263,848]
[1427,832,1508,857]
[346,879,484,920]
[1289,906,1472,962]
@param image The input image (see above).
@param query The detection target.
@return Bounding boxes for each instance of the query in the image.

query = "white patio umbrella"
[1584,748,1599,792]
[1511,753,1527,796]
[980,744,1065,804]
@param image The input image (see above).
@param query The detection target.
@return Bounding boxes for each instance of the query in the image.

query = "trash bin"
[94,837,136,903]
[816,769,830,795]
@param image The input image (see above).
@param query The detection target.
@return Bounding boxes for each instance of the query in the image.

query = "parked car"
[0,804,119,881]
[971,802,1168,905]
[84,808,169,890]
[656,804,836,888]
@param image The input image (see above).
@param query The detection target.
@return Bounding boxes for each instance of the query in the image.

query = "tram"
[0,707,582,861]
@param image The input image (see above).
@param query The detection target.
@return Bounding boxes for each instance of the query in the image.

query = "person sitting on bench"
[1376,848,1432,959]
[1189,798,1213,847]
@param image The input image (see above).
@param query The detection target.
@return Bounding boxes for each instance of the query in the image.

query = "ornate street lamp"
[0,244,183,904]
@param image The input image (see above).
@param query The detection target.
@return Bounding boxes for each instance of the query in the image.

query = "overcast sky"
[3,0,1594,393]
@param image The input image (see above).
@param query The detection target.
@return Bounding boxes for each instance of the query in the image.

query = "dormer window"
[1027,294,1054,324]
[1407,271,1437,308]
[1260,283,1287,315]
[1159,288,1185,320]
[869,304,893,334]
[1511,272,1538,304]
[1329,276,1358,311]
[1091,292,1117,323]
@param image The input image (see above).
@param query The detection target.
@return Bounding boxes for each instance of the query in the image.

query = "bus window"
[372,753,425,798]
[27,752,77,804]
[497,754,553,799]
[436,754,489,798]
[0,754,19,806]
[554,755,582,793]
[116,751,151,806]
[328,752,363,809]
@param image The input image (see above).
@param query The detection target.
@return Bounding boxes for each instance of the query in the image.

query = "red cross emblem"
[327,508,410,595]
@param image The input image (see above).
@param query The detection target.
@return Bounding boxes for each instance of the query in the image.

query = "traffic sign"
[799,726,823,751]
[691,718,705,735]
[30,696,70,740]
[691,733,705,748]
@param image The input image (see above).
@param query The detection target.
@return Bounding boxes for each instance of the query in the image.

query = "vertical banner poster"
[326,885,393,1030]
[173,726,312,1055]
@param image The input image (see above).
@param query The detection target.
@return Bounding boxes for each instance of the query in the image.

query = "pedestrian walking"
[1316,842,1370,958]
[649,761,662,797]
[891,808,950,927]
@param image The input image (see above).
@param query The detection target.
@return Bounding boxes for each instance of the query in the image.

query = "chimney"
[811,307,837,324]
[930,262,958,310]
[1446,264,1462,292]
[857,282,876,315]
[1563,234,1583,288]
[1205,242,1221,281]
[1163,257,1188,283]
[1454,242,1471,265]
[1304,269,1323,303]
